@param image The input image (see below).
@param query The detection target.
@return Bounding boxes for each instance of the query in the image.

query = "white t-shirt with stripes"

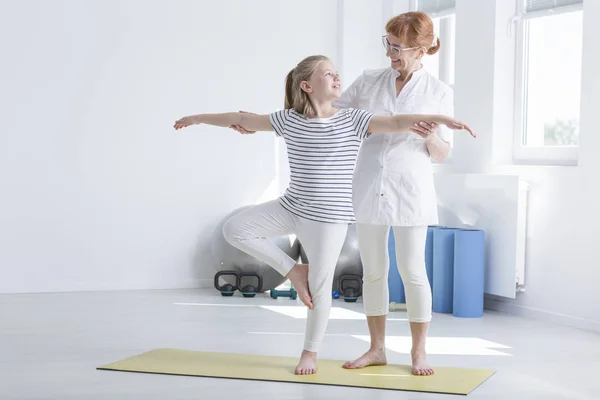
[269,108,374,224]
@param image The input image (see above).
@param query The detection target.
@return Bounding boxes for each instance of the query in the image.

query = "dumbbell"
[270,287,297,300]
[389,301,407,311]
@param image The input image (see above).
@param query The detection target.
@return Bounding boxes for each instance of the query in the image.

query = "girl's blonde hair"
[284,55,329,117]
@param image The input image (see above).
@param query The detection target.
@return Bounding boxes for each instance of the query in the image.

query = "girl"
[174,55,474,375]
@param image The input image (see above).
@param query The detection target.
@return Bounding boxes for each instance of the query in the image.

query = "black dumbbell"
[214,270,238,297]
[339,274,363,303]
[237,272,263,298]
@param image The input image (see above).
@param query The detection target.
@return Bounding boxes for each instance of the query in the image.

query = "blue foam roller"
[432,227,455,313]
[425,226,435,291]
[453,229,485,318]
[387,227,406,304]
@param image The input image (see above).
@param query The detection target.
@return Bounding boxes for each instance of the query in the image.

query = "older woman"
[230,11,456,376]
[334,12,453,376]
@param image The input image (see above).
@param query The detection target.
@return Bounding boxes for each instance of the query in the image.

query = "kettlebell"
[213,270,238,297]
[237,272,263,298]
[339,274,363,303]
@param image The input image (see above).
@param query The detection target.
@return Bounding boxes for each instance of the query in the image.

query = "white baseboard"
[0,278,216,294]
[485,296,600,334]
[197,279,213,289]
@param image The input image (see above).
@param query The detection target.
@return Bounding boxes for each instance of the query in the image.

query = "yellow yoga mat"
[97,348,495,395]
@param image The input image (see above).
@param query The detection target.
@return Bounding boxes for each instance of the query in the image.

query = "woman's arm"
[410,90,454,162]
[410,121,452,162]
[174,112,273,132]
[368,114,475,138]
[423,129,451,162]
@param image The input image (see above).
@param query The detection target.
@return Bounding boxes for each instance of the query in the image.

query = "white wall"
[0,0,338,293]
[444,0,600,332]
[4,0,598,333]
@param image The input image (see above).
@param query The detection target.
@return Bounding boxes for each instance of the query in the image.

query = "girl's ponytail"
[284,68,295,110]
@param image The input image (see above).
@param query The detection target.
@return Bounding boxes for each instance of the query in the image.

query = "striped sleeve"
[349,108,374,139]
[268,109,291,137]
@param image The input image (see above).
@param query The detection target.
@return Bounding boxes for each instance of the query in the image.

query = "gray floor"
[1,289,599,400]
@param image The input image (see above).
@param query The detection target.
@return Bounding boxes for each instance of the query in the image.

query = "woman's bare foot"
[411,349,434,376]
[295,350,318,375]
[285,263,312,309]
[342,347,387,369]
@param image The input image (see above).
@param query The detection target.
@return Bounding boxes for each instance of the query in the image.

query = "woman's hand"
[230,110,257,134]
[410,122,439,140]
[174,116,198,130]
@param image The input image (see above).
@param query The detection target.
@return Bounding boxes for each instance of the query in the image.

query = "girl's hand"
[411,119,476,139]
[444,119,476,138]
[174,116,197,130]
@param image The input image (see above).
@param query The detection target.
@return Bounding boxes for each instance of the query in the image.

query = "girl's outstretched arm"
[368,114,476,138]
[174,112,273,132]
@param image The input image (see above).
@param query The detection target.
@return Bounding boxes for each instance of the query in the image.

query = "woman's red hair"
[385,12,440,55]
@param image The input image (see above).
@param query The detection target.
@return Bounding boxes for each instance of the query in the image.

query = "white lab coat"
[334,67,454,227]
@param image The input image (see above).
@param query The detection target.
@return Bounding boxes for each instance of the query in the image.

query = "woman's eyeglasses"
[381,36,417,56]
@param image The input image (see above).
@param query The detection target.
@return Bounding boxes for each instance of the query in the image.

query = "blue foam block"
[453,229,485,318]
[432,227,455,313]
[387,227,406,303]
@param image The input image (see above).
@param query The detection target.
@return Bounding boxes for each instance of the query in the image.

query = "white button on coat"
[333,67,454,227]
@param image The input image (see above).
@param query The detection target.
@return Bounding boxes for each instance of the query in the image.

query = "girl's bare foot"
[285,263,312,309]
[295,350,317,375]
[411,349,434,376]
[342,347,387,369]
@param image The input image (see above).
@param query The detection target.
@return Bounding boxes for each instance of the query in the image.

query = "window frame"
[410,0,455,87]
[512,0,583,166]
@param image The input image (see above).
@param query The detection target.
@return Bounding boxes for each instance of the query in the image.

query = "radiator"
[433,173,528,299]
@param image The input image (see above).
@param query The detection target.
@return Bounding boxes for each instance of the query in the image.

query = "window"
[513,0,583,165]
[421,15,455,86]
[413,0,455,15]
[413,1,456,86]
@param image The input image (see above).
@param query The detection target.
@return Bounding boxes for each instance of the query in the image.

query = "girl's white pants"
[357,224,432,323]
[222,200,348,352]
